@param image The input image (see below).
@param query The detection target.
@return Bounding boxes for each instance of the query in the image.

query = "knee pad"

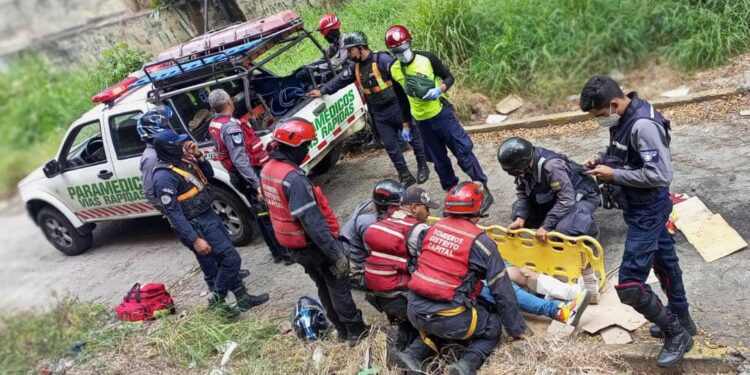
[616,282,667,325]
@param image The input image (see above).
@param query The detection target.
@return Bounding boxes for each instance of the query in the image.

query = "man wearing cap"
[361,185,438,351]
[395,182,526,375]
[309,31,430,188]
[260,118,369,345]
[151,130,269,318]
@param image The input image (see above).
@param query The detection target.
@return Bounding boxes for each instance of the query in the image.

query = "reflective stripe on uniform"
[370,250,408,263]
[364,267,398,276]
[290,201,318,216]
[487,268,507,286]
[355,61,393,95]
[369,223,406,239]
[412,271,459,288]
[434,223,478,240]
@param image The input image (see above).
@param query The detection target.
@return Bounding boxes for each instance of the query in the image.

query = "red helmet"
[273,118,317,147]
[443,182,484,216]
[385,25,412,50]
[317,14,341,36]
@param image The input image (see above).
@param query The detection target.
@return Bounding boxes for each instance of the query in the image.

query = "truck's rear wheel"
[211,185,254,246]
[37,207,93,256]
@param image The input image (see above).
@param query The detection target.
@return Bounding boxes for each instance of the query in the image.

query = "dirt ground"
[1,95,749,352]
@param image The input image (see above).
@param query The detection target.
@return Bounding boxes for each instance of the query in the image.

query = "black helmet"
[497,137,534,174]
[293,296,329,341]
[342,31,368,49]
[372,179,404,206]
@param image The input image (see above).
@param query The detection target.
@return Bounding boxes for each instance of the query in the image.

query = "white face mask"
[596,103,621,128]
[396,48,414,64]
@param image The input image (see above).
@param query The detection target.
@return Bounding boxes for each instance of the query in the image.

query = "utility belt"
[419,305,478,352]
[599,182,657,210]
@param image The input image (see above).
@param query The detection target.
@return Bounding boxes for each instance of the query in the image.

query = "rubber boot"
[393,341,432,374]
[448,352,483,375]
[416,160,430,184]
[479,186,494,215]
[345,321,371,346]
[650,310,697,338]
[656,316,694,368]
[397,166,417,188]
[232,285,270,312]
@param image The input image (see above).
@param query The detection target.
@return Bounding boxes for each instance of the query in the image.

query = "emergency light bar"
[91,76,139,104]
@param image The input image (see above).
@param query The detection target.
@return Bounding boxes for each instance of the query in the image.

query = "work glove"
[401,128,412,142]
[330,254,351,279]
[422,87,442,101]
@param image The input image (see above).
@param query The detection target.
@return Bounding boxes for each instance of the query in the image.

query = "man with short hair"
[580,75,694,368]
[362,185,437,350]
[207,89,293,265]
[310,31,429,187]
[151,130,269,317]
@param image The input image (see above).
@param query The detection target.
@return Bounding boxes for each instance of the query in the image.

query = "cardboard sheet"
[673,197,747,262]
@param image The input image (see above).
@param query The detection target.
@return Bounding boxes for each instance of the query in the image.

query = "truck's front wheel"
[37,207,93,256]
[211,185,254,247]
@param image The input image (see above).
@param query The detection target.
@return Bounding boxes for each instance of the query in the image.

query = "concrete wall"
[1,0,319,67]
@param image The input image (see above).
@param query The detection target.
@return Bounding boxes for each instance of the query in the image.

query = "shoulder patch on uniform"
[160,195,172,205]
[231,133,244,146]
[160,187,175,195]
[550,180,562,191]
[640,149,659,162]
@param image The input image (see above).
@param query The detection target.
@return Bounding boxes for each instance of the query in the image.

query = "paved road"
[1,116,748,346]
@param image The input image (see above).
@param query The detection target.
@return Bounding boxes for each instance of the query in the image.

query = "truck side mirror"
[43,160,61,178]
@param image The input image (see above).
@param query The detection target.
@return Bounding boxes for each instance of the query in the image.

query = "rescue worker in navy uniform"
[151,130,269,317]
[580,76,695,368]
[497,137,601,242]
[137,107,172,209]
[385,25,494,214]
[362,186,437,352]
[259,118,368,345]
[341,179,405,289]
[310,31,429,188]
[207,89,293,265]
[395,182,527,375]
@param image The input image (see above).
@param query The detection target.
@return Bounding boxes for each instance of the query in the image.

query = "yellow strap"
[419,306,477,351]
[355,61,393,95]
[177,187,199,201]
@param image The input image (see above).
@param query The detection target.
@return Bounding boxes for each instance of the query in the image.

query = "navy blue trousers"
[619,188,689,314]
[230,174,290,260]
[415,105,487,191]
[180,210,243,298]
[372,102,427,172]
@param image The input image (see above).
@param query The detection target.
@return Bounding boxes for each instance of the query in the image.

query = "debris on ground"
[486,114,508,125]
[673,197,748,262]
[219,340,238,368]
[495,94,524,115]
[579,279,647,336]
[278,321,293,335]
[600,326,633,345]
[661,85,691,98]
[740,109,750,116]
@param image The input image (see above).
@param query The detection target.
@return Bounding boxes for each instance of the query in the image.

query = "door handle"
[313,102,327,116]
[98,170,113,180]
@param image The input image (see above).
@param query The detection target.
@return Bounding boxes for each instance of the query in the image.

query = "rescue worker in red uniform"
[395,182,527,375]
[362,186,438,351]
[207,89,293,265]
[260,118,368,345]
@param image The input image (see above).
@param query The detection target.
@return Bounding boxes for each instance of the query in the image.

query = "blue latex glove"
[422,87,442,100]
[401,128,412,142]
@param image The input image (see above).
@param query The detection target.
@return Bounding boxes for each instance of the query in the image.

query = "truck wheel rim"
[44,218,73,248]
[212,201,242,236]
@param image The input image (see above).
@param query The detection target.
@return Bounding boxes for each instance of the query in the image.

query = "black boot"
[344,321,371,346]
[232,286,269,312]
[479,186,494,215]
[416,160,430,184]
[282,256,295,266]
[650,310,697,338]
[448,352,483,375]
[656,316,694,368]
[397,166,417,188]
[333,323,348,343]
[239,269,250,278]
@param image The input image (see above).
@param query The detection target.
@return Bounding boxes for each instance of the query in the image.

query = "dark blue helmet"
[137,105,173,141]
[293,296,329,341]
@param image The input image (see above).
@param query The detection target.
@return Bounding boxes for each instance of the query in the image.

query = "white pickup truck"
[17,11,368,255]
